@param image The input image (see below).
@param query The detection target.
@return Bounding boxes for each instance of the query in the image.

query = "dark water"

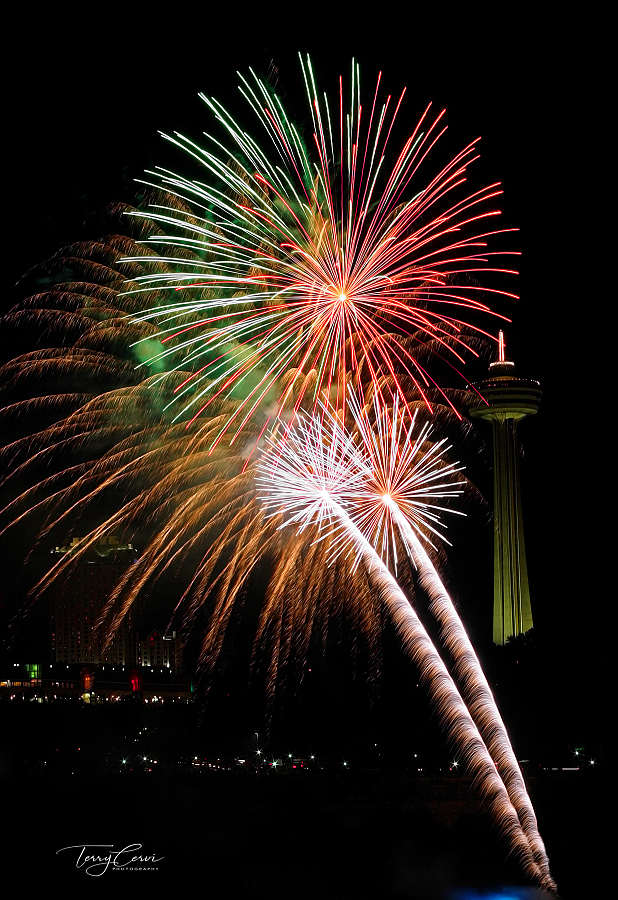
[4,767,601,897]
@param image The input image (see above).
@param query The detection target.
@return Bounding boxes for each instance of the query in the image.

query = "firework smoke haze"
[256,409,555,892]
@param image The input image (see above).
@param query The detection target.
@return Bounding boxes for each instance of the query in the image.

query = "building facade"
[50,535,138,664]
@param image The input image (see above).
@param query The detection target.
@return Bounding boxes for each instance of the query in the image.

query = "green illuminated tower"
[468,332,542,645]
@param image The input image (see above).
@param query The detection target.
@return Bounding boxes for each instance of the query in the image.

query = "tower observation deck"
[468,332,542,645]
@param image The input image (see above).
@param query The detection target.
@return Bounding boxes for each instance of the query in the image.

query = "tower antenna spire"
[498,329,505,363]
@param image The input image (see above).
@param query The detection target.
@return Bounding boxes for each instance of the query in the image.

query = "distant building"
[50,535,138,665]
[0,661,191,704]
[137,629,183,672]
[5,533,193,703]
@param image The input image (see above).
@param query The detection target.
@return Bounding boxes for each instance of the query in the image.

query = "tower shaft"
[490,415,533,644]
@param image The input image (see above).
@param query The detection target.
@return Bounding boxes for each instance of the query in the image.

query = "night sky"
[3,11,607,893]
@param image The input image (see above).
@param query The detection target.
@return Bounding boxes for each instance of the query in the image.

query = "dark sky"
[5,13,606,749]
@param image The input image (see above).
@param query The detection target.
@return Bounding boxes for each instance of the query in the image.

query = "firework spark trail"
[388,502,555,889]
[257,431,547,889]
[122,55,518,445]
[347,392,555,888]
[340,509,552,891]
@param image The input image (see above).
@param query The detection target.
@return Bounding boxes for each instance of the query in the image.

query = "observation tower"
[468,332,542,645]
